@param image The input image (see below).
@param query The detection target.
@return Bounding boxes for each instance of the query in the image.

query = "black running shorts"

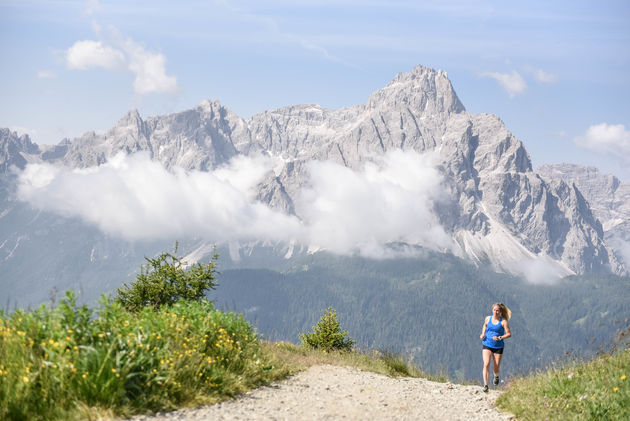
[482,345,504,354]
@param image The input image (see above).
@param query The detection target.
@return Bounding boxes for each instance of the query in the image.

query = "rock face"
[0,129,40,173]
[538,163,630,267]
[61,100,247,171]
[2,65,625,277]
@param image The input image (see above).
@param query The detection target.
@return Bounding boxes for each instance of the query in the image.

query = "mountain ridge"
[0,64,625,278]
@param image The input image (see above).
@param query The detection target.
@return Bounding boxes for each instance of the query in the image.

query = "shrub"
[116,244,218,312]
[299,307,355,352]
[0,290,278,420]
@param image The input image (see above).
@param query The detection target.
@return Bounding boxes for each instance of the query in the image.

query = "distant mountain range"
[538,163,630,267]
[3,65,630,379]
[2,65,626,296]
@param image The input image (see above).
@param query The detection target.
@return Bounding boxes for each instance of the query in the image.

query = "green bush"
[0,290,278,421]
[299,307,355,352]
[116,244,218,312]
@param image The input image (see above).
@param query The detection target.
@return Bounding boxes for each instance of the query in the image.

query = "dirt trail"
[130,364,514,420]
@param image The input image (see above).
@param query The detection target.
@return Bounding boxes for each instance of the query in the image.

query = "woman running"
[480,302,511,392]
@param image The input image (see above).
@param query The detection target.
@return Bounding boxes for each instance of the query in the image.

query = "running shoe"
[483,385,489,393]
[493,376,500,386]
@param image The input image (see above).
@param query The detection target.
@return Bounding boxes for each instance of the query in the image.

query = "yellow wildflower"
[622,375,627,381]
[613,387,619,393]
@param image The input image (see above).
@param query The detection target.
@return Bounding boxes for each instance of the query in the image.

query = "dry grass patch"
[262,341,447,382]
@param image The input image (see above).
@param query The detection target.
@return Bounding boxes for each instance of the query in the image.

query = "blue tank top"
[482,315,505,349]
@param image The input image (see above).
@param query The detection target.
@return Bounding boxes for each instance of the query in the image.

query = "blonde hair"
[493,302,512,320]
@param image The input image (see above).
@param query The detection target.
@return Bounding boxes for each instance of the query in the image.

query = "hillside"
[213,251,630,380]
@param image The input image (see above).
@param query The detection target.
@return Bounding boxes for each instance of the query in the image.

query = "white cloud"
[533,68,556,84]
[66,40,125,70]
[16,150,453,258]
[17,153,302,242]
[482,70,527,97]
[65,28,178,95]
[574,123,630,162]
[296,150,454,257]
[513,256,572,284]
[119,37,178,95]
[36,70,56,79]
[609,238,630,271]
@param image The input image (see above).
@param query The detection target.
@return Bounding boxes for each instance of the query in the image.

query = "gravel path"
[130,364,514,420]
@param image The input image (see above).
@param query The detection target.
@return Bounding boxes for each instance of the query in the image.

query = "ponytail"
[493,302,512,320]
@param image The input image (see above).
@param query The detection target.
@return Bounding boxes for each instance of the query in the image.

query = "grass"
[264,341,447,382]
[0,292,429,421]
[0,291,290,421]
[13,289,628,421]
[497,346,629,420]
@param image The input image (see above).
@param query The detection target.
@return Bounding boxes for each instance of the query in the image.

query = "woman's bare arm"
[499,319,511,340]
[480,316,489,340]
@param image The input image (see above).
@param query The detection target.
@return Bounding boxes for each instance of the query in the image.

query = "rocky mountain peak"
[117,109,142,126]
[3,64,625,278]
[537,163,630,269]
[368,64,465,115]
[0,128,40,173]
[195,98,223,114]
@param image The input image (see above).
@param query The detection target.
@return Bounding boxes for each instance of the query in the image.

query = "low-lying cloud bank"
[17,153,302,243]
[298,150,454,256]
[16,150,453,258]
[15,150,588,283]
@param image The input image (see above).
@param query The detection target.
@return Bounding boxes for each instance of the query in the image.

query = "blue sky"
[2,0,629,179]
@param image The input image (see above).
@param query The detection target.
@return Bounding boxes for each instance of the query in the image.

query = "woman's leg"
[492,352,503,378]
[482,348,492,386]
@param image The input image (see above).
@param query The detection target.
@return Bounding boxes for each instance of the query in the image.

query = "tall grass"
[0,291,286,421]
[497,347,629,420]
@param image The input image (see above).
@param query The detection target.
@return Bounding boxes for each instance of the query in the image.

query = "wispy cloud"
[16,150,453,258]
[17,153,301,242]
[574,123,630,162]
[84,0,102,16]
[65,31,178,95]
[481,70,527,97]
[533,68,556,84]
[118,36,178,95]
[297,150,454,256]
[214,0,356,68]
[36,70,56,79]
